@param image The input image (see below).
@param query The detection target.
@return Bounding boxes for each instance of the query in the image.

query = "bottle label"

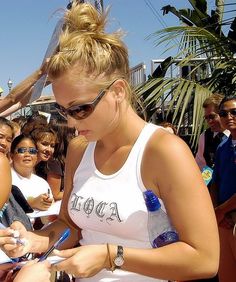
[153,231,179,248]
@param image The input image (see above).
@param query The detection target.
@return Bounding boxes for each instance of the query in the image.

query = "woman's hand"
[1,221,31,259]
[52,244,109,278]
[28,194,53,211]
[0,227,22,248]
[13,260,51,282]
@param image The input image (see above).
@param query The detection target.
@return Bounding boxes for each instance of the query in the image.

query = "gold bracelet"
[106,243,113,272]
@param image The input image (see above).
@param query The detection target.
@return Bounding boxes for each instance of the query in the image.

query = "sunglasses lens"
[219,109,236,117]
[204,114,217,120]
[29,148,38,155]
[70,105,94,120]
[17,148,26,154]
[231,109,236,116]
[219,111,226,117]
[16,147,37,155]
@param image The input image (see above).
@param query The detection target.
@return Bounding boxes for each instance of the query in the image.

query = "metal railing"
[130,63,146,87]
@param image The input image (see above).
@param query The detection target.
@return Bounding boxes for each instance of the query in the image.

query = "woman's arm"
[47,173,63,201]
[46,160,64,201]
[0,70,41,114]
[121,130,219,280]
[215,193,236,226]
[215,193,236,214]
[0,153,11,209]
[0,60,51,115]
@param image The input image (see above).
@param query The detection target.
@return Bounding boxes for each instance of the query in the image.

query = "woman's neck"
[13,166,32,178]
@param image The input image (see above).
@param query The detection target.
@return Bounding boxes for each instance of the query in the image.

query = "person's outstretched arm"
[0,60,51,115]
[0,153,11,209]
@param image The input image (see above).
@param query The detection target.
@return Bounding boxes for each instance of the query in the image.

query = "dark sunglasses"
[55,79,119,120]
[204,113,218,121]
[219,109,236,118]
[16,147,38,155]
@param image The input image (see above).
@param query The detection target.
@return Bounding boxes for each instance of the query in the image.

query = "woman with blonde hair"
[2,3,219,282]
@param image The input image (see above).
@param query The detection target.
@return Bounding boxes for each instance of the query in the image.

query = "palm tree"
[135,0,236,149]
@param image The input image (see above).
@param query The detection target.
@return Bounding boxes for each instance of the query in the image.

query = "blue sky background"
[0,0,223,96]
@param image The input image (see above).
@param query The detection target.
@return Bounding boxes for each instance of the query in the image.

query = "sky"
[0,0,218,96]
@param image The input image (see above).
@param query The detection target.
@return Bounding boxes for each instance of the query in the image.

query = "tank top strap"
[111,123,161,173]
[135,123,161,192]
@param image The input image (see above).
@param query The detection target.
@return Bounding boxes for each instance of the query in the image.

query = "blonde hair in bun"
[48,3,130,86]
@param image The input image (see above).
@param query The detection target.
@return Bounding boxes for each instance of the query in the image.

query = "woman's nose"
[45,145,53,152]
[0,138,7,147]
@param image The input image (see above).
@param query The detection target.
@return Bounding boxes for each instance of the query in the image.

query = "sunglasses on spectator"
[55,79,119,120]
[204,113,218,121]
[16,147,38,155]
[219,109,236,118]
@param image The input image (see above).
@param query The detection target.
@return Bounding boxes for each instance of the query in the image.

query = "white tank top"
[68,123,167,282]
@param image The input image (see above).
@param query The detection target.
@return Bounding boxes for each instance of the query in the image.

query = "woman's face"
[52,72,124,141]
[36,133,56,162]
[0,124,13,155]
[12,139,38,173]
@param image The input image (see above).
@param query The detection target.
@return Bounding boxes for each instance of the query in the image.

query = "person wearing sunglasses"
[10,134,53,212]
[1,3,219,282]
[209,95,236,282]
[0,118,32,231]
[195,93,230,172]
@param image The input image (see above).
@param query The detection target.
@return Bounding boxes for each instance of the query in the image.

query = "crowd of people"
[0,2,235,282]
[0,113,75,281]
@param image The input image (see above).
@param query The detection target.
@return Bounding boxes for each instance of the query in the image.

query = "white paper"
[47,255,66,265]
[27,200,61,218]
[18,255,65,267]
[0,249,13,264]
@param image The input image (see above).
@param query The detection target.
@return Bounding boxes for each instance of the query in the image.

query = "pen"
[38,228,71,262]
[0,223,25,246]
[47,188,51,199]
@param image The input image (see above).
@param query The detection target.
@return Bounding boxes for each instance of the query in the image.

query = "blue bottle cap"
[143,190,161,211]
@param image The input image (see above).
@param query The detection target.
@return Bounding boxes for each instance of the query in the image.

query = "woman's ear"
[113,79,126,103]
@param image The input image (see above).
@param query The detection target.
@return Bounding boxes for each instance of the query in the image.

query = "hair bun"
[65,3,106,35]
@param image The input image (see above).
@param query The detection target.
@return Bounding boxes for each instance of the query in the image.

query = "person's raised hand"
[28,194,52,211]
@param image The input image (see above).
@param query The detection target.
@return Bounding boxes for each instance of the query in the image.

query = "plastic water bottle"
[143,190,179,248]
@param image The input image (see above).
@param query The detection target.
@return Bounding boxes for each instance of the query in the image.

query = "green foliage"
[135,0,236,149]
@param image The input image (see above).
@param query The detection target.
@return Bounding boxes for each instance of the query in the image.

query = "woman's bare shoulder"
[142,128,197,190]
[147,127,189,155]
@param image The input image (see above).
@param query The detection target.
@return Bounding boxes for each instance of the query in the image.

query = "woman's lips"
[79,130,89,136]
[0,148,6,154]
